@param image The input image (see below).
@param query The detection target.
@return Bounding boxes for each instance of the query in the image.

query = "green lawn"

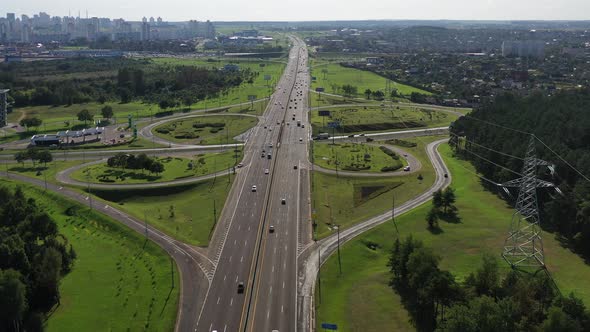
[70,149,241,184]
[315,143,590,332]
[312,136,443,239]
[153,115,258,145]
[0,179,179,332]
[310,63,431,97]
[313,142,404,173]
[90,176,234,246]
[6,160,88,184]
[310,105,458,136]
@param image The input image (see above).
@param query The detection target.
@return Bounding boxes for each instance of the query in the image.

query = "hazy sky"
[3,0,590,22]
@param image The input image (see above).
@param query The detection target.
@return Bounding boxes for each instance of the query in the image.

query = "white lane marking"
[267,310,270,319]
[248,225,251,231]
[244,240,248,246]
[230,297,233,306]
[272,265,274,273]
[224,325,227,332]
[216,297,220,305]
[270,286,272,295]
[234,239,236,245]
[283,281,285,289]
[240,256,244,263]
[223,274,226,281]
[209,323,212,331]
[282,305,284,313]
[238,225,241,231]
[235,275,238,282]
[229,256,232,262]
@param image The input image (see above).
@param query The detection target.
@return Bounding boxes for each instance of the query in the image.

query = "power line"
[461,145,524,178]
[534,134,590,184]
[462,114,531,136]
[449,132,525,161]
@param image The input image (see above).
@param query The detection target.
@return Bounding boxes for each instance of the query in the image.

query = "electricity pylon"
[501,135,556,269]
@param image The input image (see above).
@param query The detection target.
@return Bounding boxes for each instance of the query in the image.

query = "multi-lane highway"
[197,36,310,332]
[0,35,458,332]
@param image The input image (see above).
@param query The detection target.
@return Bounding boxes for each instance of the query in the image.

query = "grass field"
[310,63,431,97]
[90,176,234,246]
[0,179,179,332]
[153,115,258,145]
[312,136,443,239]
[6,159,88,184]
[70,149,241,184]
[313,142,404,173]
[310,105,458,135]
[315,144,590,332]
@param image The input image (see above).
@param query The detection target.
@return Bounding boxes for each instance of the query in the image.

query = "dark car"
[237,282,244,293]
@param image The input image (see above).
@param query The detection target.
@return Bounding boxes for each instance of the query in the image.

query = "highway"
[197,36,310,332]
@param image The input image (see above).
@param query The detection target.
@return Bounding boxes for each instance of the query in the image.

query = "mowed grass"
[70,149,241,184]
[313,142,404,173]
[310,105,458,135]
[153,115,258,145]
[0,179,179,332]
[312,136,444,239]
[6,159,89,185]
[315,144,590,332]
[90,176,234,246]
[311,63,431,97]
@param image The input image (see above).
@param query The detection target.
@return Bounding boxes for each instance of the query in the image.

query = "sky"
[3,0,590,22]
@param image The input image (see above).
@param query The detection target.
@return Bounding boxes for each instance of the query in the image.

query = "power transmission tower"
[501,135,556,269]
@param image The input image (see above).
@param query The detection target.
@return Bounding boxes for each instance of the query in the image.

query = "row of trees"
[0,186,77,331]
[3,57,254,108]
[14,149,53,167]
[389,236,590,331]
[107,153,164,174]
[449,89,590,260]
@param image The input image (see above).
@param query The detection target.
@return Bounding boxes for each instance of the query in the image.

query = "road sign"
[318,110,331,117]
[315,87,325,92]
[248,95,257,101]
[321,323,338,330]
[327,121,340,128]
[264,74,271,81]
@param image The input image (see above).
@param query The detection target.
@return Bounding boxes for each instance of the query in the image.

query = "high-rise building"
[0,89,10,128]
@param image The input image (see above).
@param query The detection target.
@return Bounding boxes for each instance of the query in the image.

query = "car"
[299,138,303,142]
[302,124,305,128]
[269,225,275,233]
[237,163,243,168]
[287,122,290,126]
[265,169,269,174]
[269,143,273,147]
[237,282,244,293]
[444,173,448,178]
[281,198,286,205]
[294,165,298,169]
[359,133,366,137]
[264,125,267,129]
[252,185,257,192]
[403,166,411,172]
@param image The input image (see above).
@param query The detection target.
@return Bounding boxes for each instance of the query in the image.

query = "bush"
[381,165,403,172]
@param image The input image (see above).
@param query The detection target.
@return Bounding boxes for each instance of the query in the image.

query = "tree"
[541,306,582,332]
[441,187,457,214]
[432,189,443,209]
[36,150,53,168]
[14,151,27,166]
[0,269,27,330]
[372,90,385,100]
[427,207,439,230]
[77,109,93,126]
[365,89,372,99]
[465,253,500,297]
[19,117,42,132]
[149,161,164,175]
[100,105,113,119]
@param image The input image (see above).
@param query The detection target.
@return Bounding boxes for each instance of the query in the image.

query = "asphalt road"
[196,36,310,332]
[296,139,451,332]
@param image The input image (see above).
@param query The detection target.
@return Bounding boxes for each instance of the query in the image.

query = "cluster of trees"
[19,117,43,132]
[450,89,590,260]
[364,88,386,100]
[107,153,164,174]
[1,57,255,108]
[389,236,590,331]
[427,188,457,230]
[14,149,53,167]
[0,186,76,331]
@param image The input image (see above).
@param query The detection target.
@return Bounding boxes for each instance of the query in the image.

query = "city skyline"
[3,0,590,22]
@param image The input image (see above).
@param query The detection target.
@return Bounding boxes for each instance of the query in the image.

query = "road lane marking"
[241,256,244,263]
[217,297,220,305]
[229,256,232,262]
[224,274,226,281]
[230,298,233,306]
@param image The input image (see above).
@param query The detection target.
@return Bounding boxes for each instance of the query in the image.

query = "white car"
[252,185,257,192]
[299,138,303,142]
[264,169,269,174]
[237,163,243,168]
